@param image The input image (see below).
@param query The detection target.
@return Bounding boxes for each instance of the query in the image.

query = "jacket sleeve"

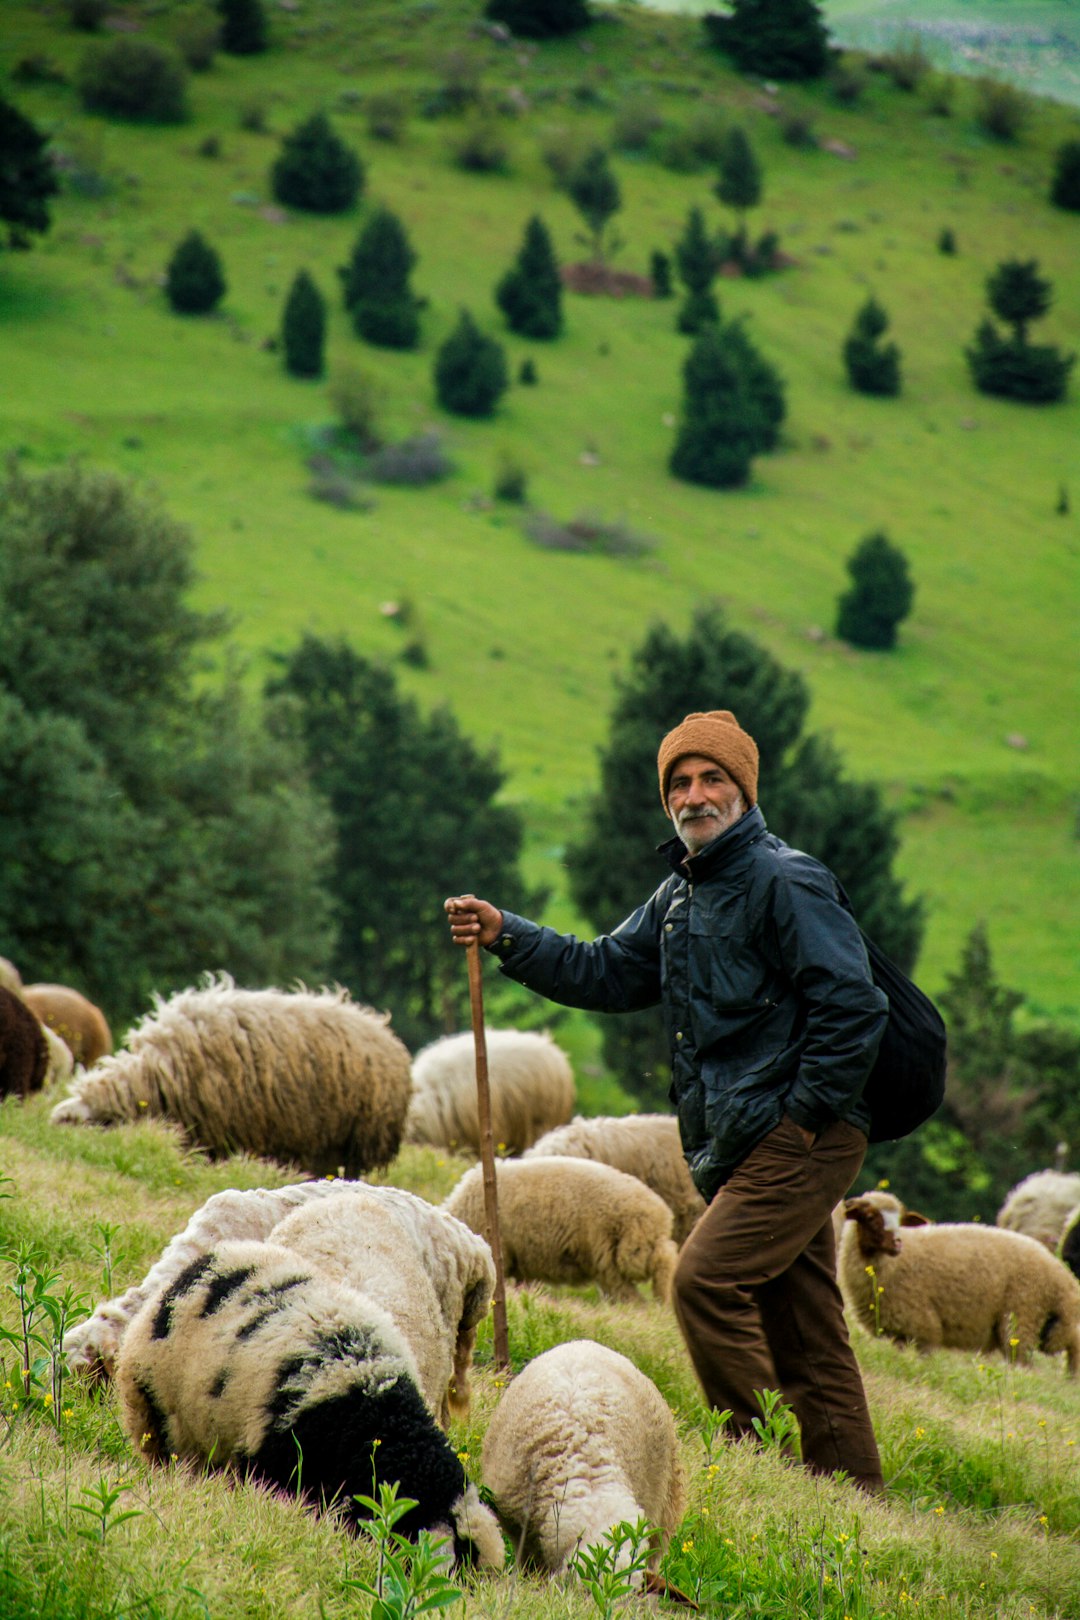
[763,862,888,1133]
[486,889,667,1014]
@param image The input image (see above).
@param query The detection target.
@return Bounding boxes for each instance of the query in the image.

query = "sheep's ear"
[901,1210,931,1228]
[843,1199,868,1221]
[451,1484,507,1571]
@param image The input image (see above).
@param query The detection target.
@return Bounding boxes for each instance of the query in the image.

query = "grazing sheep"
[406,1028,574,1156]
[0,956,22,994]
[22,983,112,1067]
[0,986,49,1099]
[1060,1205,1080,1282]
[114,1240,505,1568]
[444,1157,678,1303]
[49,977,411,1178]
[482,1339,685,1580]
[525,1114,705,1245]
[997,1169,1080,1253]
[841,1190,1080,1375]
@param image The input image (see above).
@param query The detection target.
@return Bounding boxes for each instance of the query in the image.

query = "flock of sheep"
[3,961,1080,1579]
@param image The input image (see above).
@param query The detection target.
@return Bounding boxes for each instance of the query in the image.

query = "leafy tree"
[484,0,591,41]
[165,229,226,314]
[77,36,189,122]
[714,126,762,246]
[842,296,902,396]
[218,0,267,55]
[0,96,59,250]
[703,0,830,81]
[966,259,1074,403]
[434,309,508,417]
[563,605,923,1101]
[835,530,914,651]
[266,634,539,1049]
[673,206,720,334]
[339,206,420,349]
[271,112,363,215]
[1050,139,1080,212]
[495,215,562,340]
[0,461,335,1023]
[566,146,622,264]
[281,268,326,378]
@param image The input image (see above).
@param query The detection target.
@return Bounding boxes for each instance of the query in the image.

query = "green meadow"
[1,0,1078,1032]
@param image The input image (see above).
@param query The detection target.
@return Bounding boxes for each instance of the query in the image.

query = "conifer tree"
[165,229,226,313]
[835,530,914,650]
[720,318,787,451]
[567,147,622,264]
[0,95,59,249]
[339,207,420,349]
[434,310,508,417]
[1050,139,1080,212]
[271,112,363,215]
[218,0,267,55]
[715,126,762,255]
[495,214,562,339]
[281,268,326,378]
[966,258,1074,403]
[649,249,672,298]
[842,296,902,396]
[484,0,590,40]
[703,0,830,80]
[669,325,762,489]
[673,205,720,334]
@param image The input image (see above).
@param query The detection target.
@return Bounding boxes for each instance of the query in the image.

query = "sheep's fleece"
[841,1190,1080,1375]
[115,1240,505,1567]
[22,982,113,1067]
[444,1156,678,1302]
[406,1028,574,1156]
[50,977,411,1177]
[525,1113,705,1245]
[482,1339,685,1578]
[997,1169,1080,1253]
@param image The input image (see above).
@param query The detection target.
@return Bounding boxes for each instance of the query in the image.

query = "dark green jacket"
[488,806,887,1202]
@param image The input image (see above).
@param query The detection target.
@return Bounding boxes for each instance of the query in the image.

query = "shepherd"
[445,709,888,1494]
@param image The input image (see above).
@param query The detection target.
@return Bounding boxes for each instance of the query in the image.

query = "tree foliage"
[714,126,762,226]
[563,605,923,1102]
[966,260,1074,403]
[835,530,914,650]
[217,0,267,55]
[495,214,563,340]
[669,321,785,487]
[0,96,59,249]
[339,206,420,349]
[434,309,508,417]
[703,0,830,81]
[566,147,622,263]
[843,296,902,396]
[271,111,363,215]
[1050,139,1080,212]
[77,35,189,122]
[165,228,226,314]
[484,0,591,41]
[266,634,540,1050]
[282,268,326,378]
[673,206,720,334]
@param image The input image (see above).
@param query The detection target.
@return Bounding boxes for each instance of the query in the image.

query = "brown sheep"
[22,983,113,1067]
[0,986,48,1098]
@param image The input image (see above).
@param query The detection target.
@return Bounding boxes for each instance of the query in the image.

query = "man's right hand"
[444,894,504,950]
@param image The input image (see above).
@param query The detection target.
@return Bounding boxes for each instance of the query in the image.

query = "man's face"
[666,754,746,854]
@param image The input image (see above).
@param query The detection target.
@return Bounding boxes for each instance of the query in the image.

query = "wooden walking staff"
[465,939,510,1372]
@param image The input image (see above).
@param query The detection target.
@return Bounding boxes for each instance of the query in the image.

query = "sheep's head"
[843,1197,904,1258]
[442,1482,506,1571]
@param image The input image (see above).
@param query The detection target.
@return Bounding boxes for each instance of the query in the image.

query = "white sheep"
[114,1240,506,1569]
[406,1028,574,1156]
[525,1114,705,1245]
[481,1339,685,1580]
[50,976,411,1178]
[997,1169,1080,1253]
[443,1157,678,1303]
[840,1190,1080,1375]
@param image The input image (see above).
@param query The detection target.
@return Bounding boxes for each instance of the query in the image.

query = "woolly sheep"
[481,1339,685,1580]
[525,1114,705,1245]
[997,1169,1080,1253]
[841,1190,1080,1375]
[0,986,49,1099]
[1061,1205,1080,1282]
[22,982,112,1067]
[49,976,411,1178]
[443,1157,678,1303]
[406,1028,574,1156]
[114,1240,505,1569]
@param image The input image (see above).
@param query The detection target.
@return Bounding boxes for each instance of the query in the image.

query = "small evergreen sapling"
[674,205,720,334]
[281,269,326,378]
[835,531,914,650]
[165,229,225,313]
[965,258,1074,403]
[669,325,762,489]
[843,296,901,396]
[0,95,59,248]
[434,310,508,417]
[649,250,672,299]
[218,0,267,55]
[715,126,762,254]
[495,215,562,339]
[271,112,363,215]
[1050,140,1080,212]
[339,207,420,349]
[567,146,622,264]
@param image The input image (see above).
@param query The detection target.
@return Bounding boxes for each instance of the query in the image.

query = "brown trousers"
[672,1113,883,1492]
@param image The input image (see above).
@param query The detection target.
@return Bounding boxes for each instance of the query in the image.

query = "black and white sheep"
[997,1168,1080,1254]
[524,1114,705,1246]
[443,1157,678,1303]
[841,1190,1080,1375]
[481,1339,685,1580]
[50,977,412,1178]
[406,1029,574,1157]
[115,1240,505,1567]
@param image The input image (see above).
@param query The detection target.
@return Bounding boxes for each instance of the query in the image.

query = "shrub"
[306,458,371,511]
[703,0,830,81]
[835,530,914,650]
[650,249,672,299]
[1050,140,1080,212]
[367,433,452,487]
[538,124,590,188]
[829,53,867,104]
[495,214,562,340]
[0,94,59,248]
[174,7,220,72]
[165,229,225,314]
[452,116,510,173]
[421,50,483,119]
[494,453,528,503]
[238,98,268,133]
[612,94,664,153]
[966,321,1074,403]
[484,0,591,41]
[434,310,508,417]
[77,37,189,122]
[715,126,762,244]
[880,35,931,91]
[780,110,817,148]
[938,226,957,255]
[271,111,363,214]
[524,511,653,558]
[218,0,267,56]
[973,76,1030,141]
[198,134,221,159]
[281,268,325,379]
[329,365,383,452]
[566,146,622,263]
[670,325,762,489]
[924,73,955,116]
[67,0,107,30]
[843,296,901,396]
[339,207,421,350]
[518,357,537,385]
[721,318,787,450]
[365,91,408,143]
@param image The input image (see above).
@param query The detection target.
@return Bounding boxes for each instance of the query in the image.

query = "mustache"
[677,805,722,826]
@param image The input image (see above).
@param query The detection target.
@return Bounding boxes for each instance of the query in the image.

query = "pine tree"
[835,530,914,650]
[842,296,902,396]
[484,0,591,41]
[339,207,420,349]
[567,146,622,264]
[217,0,267,54]
[281,268,326,378]
[649,249,672,298]
[434,310,508,417]
[165,228,226,313]
[1050,139,1080,212]
[714,126,762,250]
[966,259,1075,403]
[720,318,787,451]
[703,0,830,80]
[669,326,762,488]
[495,215,563,339]
[673,205,720,334]
[271,111,363,215]
[0,95,59,249]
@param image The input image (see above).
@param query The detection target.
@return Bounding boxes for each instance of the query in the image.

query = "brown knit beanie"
[657,710,759,809]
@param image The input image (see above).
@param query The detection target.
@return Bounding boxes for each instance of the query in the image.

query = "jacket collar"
[659,804,767,880]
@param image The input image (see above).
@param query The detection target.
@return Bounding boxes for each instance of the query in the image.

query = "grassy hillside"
[1,0,1077,1029]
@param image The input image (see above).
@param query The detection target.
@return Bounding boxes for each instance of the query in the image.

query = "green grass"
[0,0,1077,1033]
